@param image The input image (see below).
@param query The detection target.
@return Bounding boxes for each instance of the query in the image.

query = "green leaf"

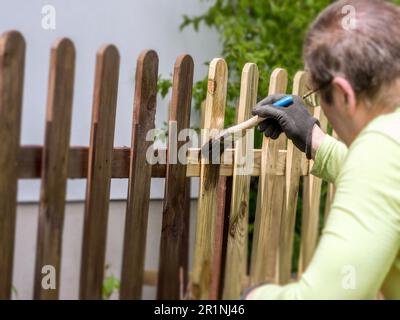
[103,274,120,300]
[157,76,172,99]
[12,285,18,299]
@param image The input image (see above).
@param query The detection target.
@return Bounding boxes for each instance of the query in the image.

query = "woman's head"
[304,0,400,144]
[305,0,400,102]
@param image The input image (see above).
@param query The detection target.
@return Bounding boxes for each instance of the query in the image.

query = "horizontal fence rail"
[16,146,308,178]
[0,30,333,300]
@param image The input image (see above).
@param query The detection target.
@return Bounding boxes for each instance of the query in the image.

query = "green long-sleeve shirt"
[248,109,400,300]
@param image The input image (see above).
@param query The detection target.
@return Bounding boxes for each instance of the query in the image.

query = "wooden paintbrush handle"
[224,115,265,135]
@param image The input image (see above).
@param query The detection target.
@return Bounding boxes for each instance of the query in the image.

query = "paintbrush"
[199,95,294,163]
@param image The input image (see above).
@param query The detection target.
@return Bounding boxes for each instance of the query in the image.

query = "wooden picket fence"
[0,30,333,300]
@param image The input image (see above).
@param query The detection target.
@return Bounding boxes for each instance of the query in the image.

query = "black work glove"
[252,94,320,159]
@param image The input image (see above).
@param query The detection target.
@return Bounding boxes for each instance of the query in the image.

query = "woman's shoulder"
[361,108,400,144]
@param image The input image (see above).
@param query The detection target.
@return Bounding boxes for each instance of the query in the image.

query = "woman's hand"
[252,94,324,159]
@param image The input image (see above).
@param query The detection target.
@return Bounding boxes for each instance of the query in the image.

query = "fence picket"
[191,58,228,299]
[120,50,158,299]
[0,31,25,300]
[250,68,288,285]
[223,63,258,299]
[79,45,120,299]
[33,38,75,299]
[210,175,232,299]
[157,55,193,299]
[278,71,308,284]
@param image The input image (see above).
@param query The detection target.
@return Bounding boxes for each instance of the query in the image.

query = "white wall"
[14,200,198,300]
[0,0,220,201]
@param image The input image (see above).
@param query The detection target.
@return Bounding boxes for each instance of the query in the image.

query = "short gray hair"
[304,0,400,103]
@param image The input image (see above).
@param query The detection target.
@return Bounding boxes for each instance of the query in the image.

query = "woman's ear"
[331,77,357,114]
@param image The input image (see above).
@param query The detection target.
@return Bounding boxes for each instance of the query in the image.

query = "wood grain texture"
[79,45,120,299]
[181,178,191,297]
[277,71,308,284]
[17,146,291,178]
[210,175,231,300]
[157,55,193,299]
[191,58,227,299]
[34,38,75,299]
[0,31,25,300]
[17,146,164,179]
[298,104,329,276]
[223,63,258,299]
[250,68,288,285]
[120,50,158,300]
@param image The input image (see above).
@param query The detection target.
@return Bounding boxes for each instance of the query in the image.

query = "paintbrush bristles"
[199,131,237,163]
